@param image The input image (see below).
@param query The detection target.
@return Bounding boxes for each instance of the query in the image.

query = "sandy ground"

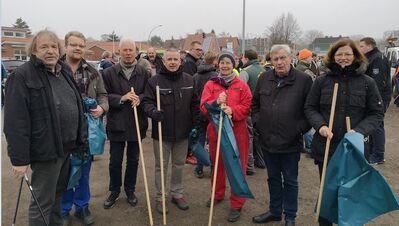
[2,106,399,226]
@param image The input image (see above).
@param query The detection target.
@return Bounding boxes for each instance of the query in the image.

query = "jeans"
[108,141,139,193]
[263,151,300,221]
[304,128,315,154]
[369,121,385,163]
[246,116,255,172]
[61,157,92,215]
[194,124,207,172]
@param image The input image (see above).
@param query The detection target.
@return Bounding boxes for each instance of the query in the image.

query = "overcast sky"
[1,0,398,42]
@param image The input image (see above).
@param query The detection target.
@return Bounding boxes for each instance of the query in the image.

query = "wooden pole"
[156,85,167,225]
[315,83,339,223]
[208,111,224,226]
[131,88,153,226]
[346,116,351,132]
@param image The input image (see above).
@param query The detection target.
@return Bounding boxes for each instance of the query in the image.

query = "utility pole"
[241,0,246,54]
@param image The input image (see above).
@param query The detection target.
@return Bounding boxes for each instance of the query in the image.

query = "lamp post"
[147,25,163,46]
[241,0,246,54]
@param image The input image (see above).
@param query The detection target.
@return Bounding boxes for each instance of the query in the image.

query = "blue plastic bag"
[189,128,211,166]
[83,98,106,156]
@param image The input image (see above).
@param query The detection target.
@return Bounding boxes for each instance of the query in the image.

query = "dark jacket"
[182,53,199,75]
[364,47,392,107]
[144,54,163,74]
[251,67,312,153]
[305,62,384,162]
[142,64,200,141]
[4,56,88,166]
[102,63,151,141]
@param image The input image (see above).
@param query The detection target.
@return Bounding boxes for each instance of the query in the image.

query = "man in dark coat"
[359,37,392,164]
[102,37,151,209]
[144,46,163,75]
[251,45,312,226]
[182,41,203,76]
[4,30,88,226]
[142,48,200,214]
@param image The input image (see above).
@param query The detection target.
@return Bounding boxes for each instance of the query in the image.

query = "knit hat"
[218,51,236,68]
[298,48,312,60]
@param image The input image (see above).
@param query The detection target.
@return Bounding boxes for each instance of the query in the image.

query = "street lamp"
[241,0,246,54]
[147,25,163,46]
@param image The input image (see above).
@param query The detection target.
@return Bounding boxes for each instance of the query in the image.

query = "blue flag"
[204,102,254,199]
[320,132,399,226]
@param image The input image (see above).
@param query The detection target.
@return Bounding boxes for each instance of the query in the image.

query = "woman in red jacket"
[200,52,252,222]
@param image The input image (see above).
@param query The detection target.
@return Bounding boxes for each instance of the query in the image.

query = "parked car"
[2,59,25,74]
[384,46,399,78]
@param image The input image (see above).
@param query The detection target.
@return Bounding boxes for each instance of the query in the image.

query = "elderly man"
[4,30,87,226]
[359,37,392,165]
[144,46,163,75]
[60,31,108,226]
[102,38,151,209]
[183,41,203,76]
[251,45,312,226]
[142,48,200,214]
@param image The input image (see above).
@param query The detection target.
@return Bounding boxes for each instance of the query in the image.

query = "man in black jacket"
[102,38,151,209]
[4,30,88,226]
[359,37,392,164]
[251,45,312,226]
[182,41,203,76]
[142,48,200,214]
[144,46,163,75]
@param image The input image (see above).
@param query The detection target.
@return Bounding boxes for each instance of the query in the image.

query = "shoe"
[246,170,255,176]
[206,198,223,208]
[370,159,385,165]
[252,211,282,223]
[285,220,296,226]
[75,207,95,225]
[62,213,71,226]
[171,197,189,210]
[103,191,120,209]
[195,169,204,178]
[186,155,197,165]
[227,208,241,222]
[126,192,138,206]
[156,201,169,214]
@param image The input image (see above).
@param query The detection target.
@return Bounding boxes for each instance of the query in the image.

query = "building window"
[14,49,27,61]
[3,31,14,37]
[15,32,25,38]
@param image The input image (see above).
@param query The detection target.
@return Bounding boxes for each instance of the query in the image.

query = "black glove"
[151,109,164,122]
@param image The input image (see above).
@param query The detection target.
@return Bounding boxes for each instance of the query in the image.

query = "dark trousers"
[29,154,70,226]
[109,141,139,193]
[369,121,385,163]
[263,151,300,221]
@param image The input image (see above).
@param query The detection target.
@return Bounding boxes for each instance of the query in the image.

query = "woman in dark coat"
[304,38,384,226]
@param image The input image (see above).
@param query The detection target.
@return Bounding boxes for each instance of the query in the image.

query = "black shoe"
[195,169,204,178]
[206,198,223,208]
[246,170,255,176]
[126,192,138,206]
[171,197,189,210]
[285,220,295,226]
[227,208,241,222]
[75,208,95,225]
[156,201,169,214]
[103,191,120,209]
[62,213,71,226]
[252,211,282,223]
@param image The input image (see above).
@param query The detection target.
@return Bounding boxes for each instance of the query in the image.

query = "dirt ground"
[2,105,399,226]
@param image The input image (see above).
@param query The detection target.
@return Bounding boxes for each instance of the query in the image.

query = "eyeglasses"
[69,43,86,48]
[334,53,354,57]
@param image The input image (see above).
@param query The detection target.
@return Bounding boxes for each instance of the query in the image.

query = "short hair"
[65,31,86,46]
[101,51,112,59]
[163,48,180,59]
[27,30,63,57]
[270,44,291,56]
[360,37,377,48]
[244,49,258,61]
[312,52,317,57]
[325,38,367,68]
[119,37,136,49]
[190,41,202,47]
[204,51,218,64]
[265,52,271,61]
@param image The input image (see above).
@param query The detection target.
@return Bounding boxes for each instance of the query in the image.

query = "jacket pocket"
[349,90,366,108]
[159,88,174,105]
[27,83,48,121]
[320,89,333,105]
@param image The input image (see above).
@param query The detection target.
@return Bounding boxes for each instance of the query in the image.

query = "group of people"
[3,28,390,226]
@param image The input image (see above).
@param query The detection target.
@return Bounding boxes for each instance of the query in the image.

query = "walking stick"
[346,117,351,132]
[208,110,224,226]
[131,88,153,226]
[315,83,339,223]
[24,174,49,226]
[156,85,167,225]
[12,177,24,226]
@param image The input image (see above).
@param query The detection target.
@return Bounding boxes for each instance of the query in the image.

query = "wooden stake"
[208,111,224,226]
[156,85,167,225]
[346,116,351,132]
[131,88,153,226]
[315,83,339,223]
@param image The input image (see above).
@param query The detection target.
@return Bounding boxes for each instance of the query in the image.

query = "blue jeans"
[61,157,92,215]
[304,129,315,154]
[263,151,300,221]
[109,141,139,193]
[194,124,207,172]
[369,121,385,163]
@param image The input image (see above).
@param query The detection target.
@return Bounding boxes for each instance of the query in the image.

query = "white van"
[385,46,399,78]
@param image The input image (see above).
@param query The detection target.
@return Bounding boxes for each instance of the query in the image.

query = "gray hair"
[163,48,180,59]
[27,29,63,57]
[270,44,291,56]
[119,37,136,49]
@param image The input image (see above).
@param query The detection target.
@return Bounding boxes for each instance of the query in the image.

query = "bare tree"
[267,13,301,45]
[303,29,324,44]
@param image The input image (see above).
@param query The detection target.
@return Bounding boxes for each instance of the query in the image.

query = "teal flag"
[205,102,254,199]
[320,132,399,226]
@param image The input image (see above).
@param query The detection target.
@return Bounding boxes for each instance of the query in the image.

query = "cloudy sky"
[1,0,398,41]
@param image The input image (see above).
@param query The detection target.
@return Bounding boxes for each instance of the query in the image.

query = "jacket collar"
[268,66,296,85]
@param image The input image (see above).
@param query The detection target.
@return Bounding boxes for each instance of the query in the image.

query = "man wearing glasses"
[183,41,203,76]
